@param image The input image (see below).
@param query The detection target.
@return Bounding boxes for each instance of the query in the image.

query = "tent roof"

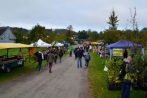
[55,43,64,46]
[91,42,98,44]
[31,39,52,47]
[0,43,33,49]
[106,40,143,49]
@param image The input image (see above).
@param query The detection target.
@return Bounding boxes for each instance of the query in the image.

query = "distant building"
[0,27,16,43]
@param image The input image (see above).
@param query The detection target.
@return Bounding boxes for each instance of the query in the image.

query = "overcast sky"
[0,0,146,32]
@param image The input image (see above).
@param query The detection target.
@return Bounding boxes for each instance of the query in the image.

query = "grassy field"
[88,52,146,98]
[0,47,69,84]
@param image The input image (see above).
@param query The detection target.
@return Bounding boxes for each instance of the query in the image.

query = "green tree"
[65,25,74,44]
[66,25,73,39]
[88,31,99,41]
[102,30,121,44]
[12,30,23,43]
[22,33,30,44]
[99,31,104,40]
[56,33,66,42]
[77,30,89,39]
[140,27,147,33]
[107,9,119,30]
[45,29,55,43]
[29,24,47,43]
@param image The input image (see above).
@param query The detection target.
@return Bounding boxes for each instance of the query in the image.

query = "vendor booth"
[105,40,144,59]
[0,43,33,72]
[55,43,64,47]
[31,39,52,47]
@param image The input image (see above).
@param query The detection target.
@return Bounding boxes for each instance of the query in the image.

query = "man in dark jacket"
[74,48,78,59]
[121,56,134,98]
[75,47,85,68]
[36,50,44,71]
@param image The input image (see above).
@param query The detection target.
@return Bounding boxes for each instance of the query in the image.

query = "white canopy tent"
[30,39,52,47]
[54,43,64,47]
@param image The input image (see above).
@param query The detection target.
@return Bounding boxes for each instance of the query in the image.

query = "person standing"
[47,50,55,73]
[123,49,128,59]
[121,56,134,98]
[75,47,85,68]
[58,49,63,63]
[89,45,92,52]
[36,50,44,71]
[53,48,58,63]
[84,52,91,67]
[69,47,73,57]
[74,47,78,59]
[85,44,89,52]
[83,43,86,52]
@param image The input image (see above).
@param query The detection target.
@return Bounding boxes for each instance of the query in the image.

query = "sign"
[113,48,123,56]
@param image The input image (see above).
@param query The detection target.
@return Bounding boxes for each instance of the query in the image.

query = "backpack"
[47,53,54,63]
[85,54,90,60]
[119,61,127,80]
[34,52,39,61]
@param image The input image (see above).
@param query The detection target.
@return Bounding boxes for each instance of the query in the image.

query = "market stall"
[0,43,33,72]
[30,39,52,47]
[105,40,144,59]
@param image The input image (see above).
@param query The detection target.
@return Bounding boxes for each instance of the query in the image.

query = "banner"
[113,48,122,56]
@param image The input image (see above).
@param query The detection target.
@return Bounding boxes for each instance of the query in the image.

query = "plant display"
[132,50,147,88]
[105,58,122,85]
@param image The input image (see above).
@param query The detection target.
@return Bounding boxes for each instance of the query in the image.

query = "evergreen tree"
[107,9,119,30]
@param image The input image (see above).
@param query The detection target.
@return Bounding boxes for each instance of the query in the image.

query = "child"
[84,52,91,67]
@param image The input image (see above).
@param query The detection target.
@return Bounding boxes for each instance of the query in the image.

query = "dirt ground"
[0,47,90,98]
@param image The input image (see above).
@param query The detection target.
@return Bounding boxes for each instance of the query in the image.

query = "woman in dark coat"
[47,50,55,73]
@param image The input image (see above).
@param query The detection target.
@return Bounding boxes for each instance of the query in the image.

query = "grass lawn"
[88,52,146,98]
[0,47,69,84]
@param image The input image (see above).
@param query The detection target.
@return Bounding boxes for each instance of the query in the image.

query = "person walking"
[36,50,44,71]
[74,47,78,59]
[47,50,55,73]
[75,47,85,68]
[58,49,63,63]
[53,48,58,63]
[121,56,134,98]
[69,47,73,57]
[84,52,91,68]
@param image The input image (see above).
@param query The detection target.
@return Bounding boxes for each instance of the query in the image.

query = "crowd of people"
[73,43,92,68]
[34,42,93,73]
[34,47,64,73]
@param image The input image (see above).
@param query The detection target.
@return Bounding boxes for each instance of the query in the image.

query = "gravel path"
[0,48,89,98]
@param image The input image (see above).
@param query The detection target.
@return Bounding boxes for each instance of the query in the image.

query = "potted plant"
[105,58,122,90]
[132,51,147,90]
